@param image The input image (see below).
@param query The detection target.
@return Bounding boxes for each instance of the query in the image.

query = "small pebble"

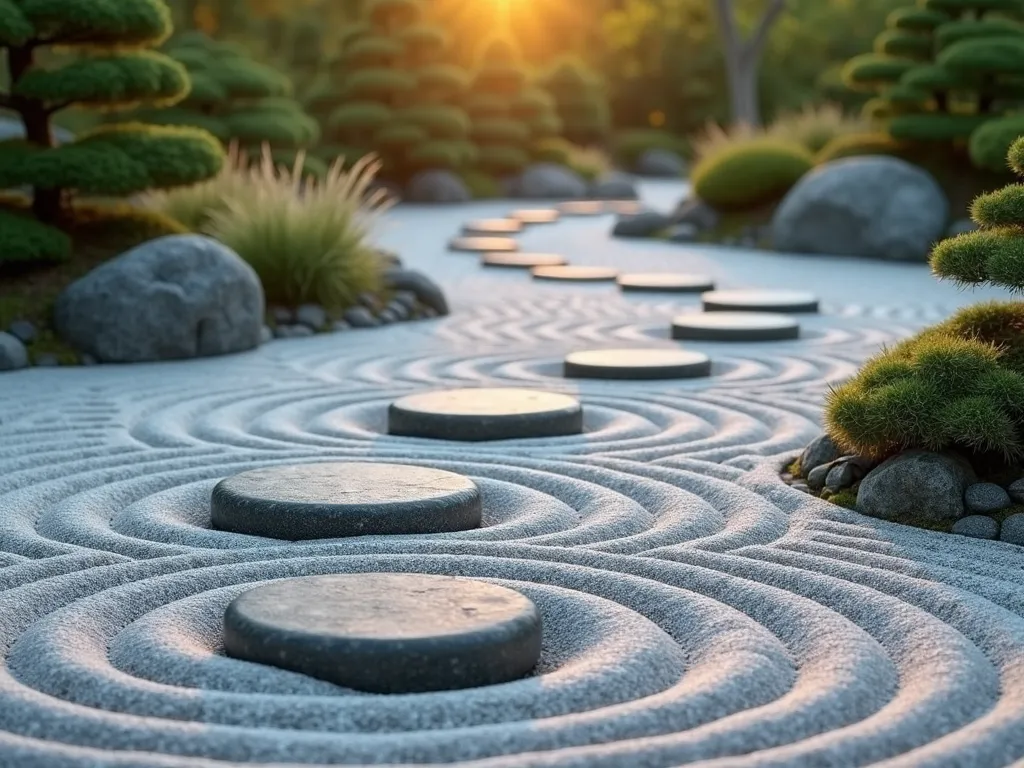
[964,482,1012,515]
[807,463,831,492]
[1000,513,1024,546]
[1007,478,1024,505]
[825,460,858,492]
[331,320,351,332]
[951,515,1000,540]
[295,304,327,331]
[270,306,293,325]
[344,306,379,328]
[377,308,399,324]
[8,319,37,344]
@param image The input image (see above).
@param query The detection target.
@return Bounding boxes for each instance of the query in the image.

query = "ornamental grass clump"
[826,135,1024,462]
[204,148,394,311]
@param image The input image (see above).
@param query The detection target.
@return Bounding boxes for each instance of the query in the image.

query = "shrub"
[816,132,909,163]
[969,116,1024,173]
[537,57,612,146]
[204,149,394,311]
[691,139,814,210]
[825,136,1024,461]
[611,129,690,167]
[767,104,872,154]
[460,169,502,199]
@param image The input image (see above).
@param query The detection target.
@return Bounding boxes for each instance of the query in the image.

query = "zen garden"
[3,0,1024,765]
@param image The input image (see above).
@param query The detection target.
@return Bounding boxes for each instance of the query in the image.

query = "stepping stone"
[462,218,524,236]
[564,348,712,380]
[448,236,519,253]
[481,252,568,269]
[224,573,542,693]
[617,272,715,293]
[509,208,560,224]
[702,289,819,313]
[532,265,620,282]
[557,200,607,216]
[389,387,583,441]
[605,200,646,216]
[671,312,800,341]
[210,462,481,539]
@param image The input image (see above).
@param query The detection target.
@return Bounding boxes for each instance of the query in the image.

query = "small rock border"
[783,434,1024,546]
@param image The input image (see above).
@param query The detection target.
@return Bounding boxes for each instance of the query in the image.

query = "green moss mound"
[969,116,1024,173]
[816,132,908,163]
[692,140,814,210]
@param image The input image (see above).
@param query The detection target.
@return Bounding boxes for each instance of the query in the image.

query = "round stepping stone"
[510,208,559,224]
[389,387,583,441]
[557,200,606,217]
[605,200,645,216]
[462,218,524,236]
[532,265,620,282]
[702,289,819,313]
[448,236,518,253]
[210,462,481,539]
[224,573,542,693]
[564,348,711,380]
[481,252,568,269]
[617,272,715,293]
[671,312,800,341]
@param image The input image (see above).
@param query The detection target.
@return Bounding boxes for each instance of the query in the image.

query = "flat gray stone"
[671,312,799,341]
[462,219,524,236]
[509,208,559,224]
[389,387,583,441]
[557,201,606,217]
[448,236,519,253]
[481,252,567,269]
[1000,513,1024,545]
[964,483,1012,515]
[702,289,819,314]
[564,348,711,380]
[951,515,1000,540]
[0,332,28,371]
[532,266,620,282]
[617,273,715,293]
[223,573,542,693]
[211,462,481,540]
[800,434,843,475]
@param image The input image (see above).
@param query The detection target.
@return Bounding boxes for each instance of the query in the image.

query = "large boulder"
[636,148,685,178]
[771,156,948,261]
[515,163,588,199]
[589,171,639,200]
[857,451,976,524]
[55,235,264,363]
[405,170,470,204]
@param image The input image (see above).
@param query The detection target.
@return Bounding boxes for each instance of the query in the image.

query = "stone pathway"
[0,180,1022,767]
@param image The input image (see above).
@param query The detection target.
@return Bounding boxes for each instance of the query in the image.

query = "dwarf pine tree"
[0,0,222,247]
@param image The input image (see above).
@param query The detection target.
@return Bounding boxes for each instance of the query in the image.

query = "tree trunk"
[730,61,761,126]
[6,44,65,224]
[712,0,787,128]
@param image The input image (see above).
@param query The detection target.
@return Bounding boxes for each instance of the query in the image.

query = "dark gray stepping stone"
[557,200,607,217]
[564,348,711,380]
[224,573,542,693]
[617,272,715,293]
[448,236,519,253]
[510,208,560,224]
[211,462,481,539]
[462,218,524,236]
[702,289,819,313]
[532,266,619,282]
[481,252,568,269]
[389,387,583,441]
[671,312,800,341]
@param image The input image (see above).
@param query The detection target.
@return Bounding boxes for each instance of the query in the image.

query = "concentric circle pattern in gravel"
[0,181,1022,767]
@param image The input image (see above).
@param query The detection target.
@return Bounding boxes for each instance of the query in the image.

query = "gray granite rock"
[1007,477,1024,504]
[377,308,399,324]
[672,198,720,231]
[392,291,418,311]
[405,170,471,204]
[665,223,699,243]
[343,306,379,328]
[330,320,350,332]
[857,451,976,523]
[807,463,831,493]
[964,482,1012,515]
[7,320,36,345]
[800,434,842,475]
[772,156,948,262]
[259,325,273,344]
[270,306,293,325]
[589,171,639,200]
[951,515,1000,540]
[636,148,685,177]
[791,482,812,494]
[825,460,859,492]
[295,304,327,331]
[1000,513,1024,545]
[516,163,588,199]
[386,299,410,321]
[357,292,380,310]
[384,268,449,316]
[612,211,673,239]
[54,235,264,363]
[0,332,29,371]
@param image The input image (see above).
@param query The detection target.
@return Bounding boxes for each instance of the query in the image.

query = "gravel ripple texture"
[0,181,1022,768]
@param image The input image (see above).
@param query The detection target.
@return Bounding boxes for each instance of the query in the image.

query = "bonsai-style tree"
[0,0,222,262]
[311,0,475,179]
[826,136,1024,462]
[130,32,323,176]
[842,0,1024,147]
[538,57,612,147]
